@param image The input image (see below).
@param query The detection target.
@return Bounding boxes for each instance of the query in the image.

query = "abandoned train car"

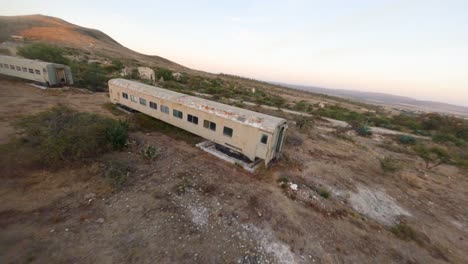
[0,55,73,86]
[109,78,288,166]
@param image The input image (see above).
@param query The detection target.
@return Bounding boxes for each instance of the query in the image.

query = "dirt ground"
[0,77,467,263]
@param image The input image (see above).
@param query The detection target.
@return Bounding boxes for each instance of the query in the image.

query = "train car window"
[16,66,21,71]
[223,127,233,137]
[35,70,40,74]
[187,114,198,124]
[0,64,2,68]
[149,101,157,109]
[204,120,216,131]
[261,134,268,144]
[122,92,128,99]
[173,109,183,119]
[28,68,34,73]
[130,95,137,102]
[10,65,15,69]
[161,105,169,114]
[4,64,8,68]
[22,67,27,72]
[139,98,147,106]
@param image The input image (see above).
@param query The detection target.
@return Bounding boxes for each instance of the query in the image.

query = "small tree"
[414,145,451,169]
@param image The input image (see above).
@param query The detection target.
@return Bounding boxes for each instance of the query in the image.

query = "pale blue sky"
[2,0,468,106]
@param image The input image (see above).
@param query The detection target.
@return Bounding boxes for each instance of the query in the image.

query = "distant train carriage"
[0,55,73,86]
[108,79,288,166]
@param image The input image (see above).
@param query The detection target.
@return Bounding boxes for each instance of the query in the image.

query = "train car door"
[256,132,269,159]
[55,68,66,84]
[275,126,286,154]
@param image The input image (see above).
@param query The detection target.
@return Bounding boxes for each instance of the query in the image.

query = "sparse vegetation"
[14,105,128,166]
[142,145,158,160]
[390,222,418,241]
[102,102,125,116]
[413,145,451,170]
[278,176,289,188]
[17,43,70,64]
[398,135,416,145]
[379,156,401,173]
[432,133,465,147]
[295,116,314,131]
[319,189,330,199]
[354,124,372,137]
[104,160,131,190]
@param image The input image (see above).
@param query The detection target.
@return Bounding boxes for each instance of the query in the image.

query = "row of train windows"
[122,92,234,138]
[0,63,41,74]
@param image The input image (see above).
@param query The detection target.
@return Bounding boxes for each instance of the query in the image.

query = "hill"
[0,14,187,71]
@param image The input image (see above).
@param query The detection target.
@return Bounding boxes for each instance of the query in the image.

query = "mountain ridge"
[276,82,468,117]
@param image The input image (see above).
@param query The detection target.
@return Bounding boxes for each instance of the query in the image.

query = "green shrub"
[70,62,109,91]
[432,133,465,147]
[142,145,158,160]
[319,189,330,199]
[103,60,124,73]
[105,120,128,149]
[413,145,451,169]
[104,160,131,190]
[277,176,289,188]
[390,223,418,241]
[15,106,128,166]
[156,67,173,81]
[293,100,310,112]
[17,43,69,65]
[398,135,416,145]
[356,125,372,137]
[379,156,401,173]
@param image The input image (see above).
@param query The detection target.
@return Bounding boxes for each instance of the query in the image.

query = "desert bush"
[379,156,401,173]
[70,62,109,91]
[432,133,465,147]
[295,116,314,131]
[156,67,173,81]
[103,59,124,73]
[142,145,158,160]
[413,145,451,169]
[319,189,330,199]
[398,135,416,145]
[15,105,128,166]
[355,125,372,137]
[104,160,131,190]
[277,176,289,188]
[105,120,129,149]
[390,223,418,241]
[17,43,69,65]
[293,100,311,112]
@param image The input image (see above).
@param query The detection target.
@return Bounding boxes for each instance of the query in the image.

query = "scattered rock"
[96,218,105,224]
[84,193,96,199]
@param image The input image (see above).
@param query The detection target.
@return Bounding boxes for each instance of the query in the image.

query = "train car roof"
[109,78,287,133]
[0,55,68,68]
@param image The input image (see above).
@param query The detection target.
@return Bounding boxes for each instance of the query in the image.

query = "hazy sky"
[2,0,468,106]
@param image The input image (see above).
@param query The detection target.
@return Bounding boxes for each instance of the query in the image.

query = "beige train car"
[108,79,288,166]
[0,55,73,86]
